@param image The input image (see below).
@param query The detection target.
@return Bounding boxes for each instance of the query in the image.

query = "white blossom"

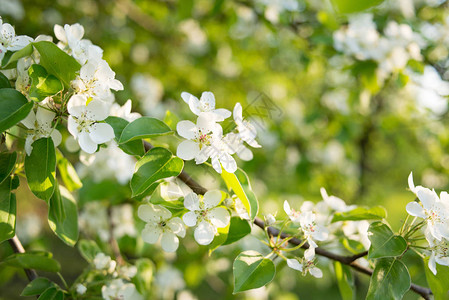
[138,204,186,252]
[233,103,261,148]
[67,94,115,154]
[182,191,230,245]
[101,279,143,300]
[21,106,62,155]
[428,238,449,275]
[283,200,302,223]
[109,99,141,122]
[181,91,231,121]
[0,18,32,61]
[93,253,116,273]
[76,284,87,295]
[299,211,329,248]
[286,248,323,278]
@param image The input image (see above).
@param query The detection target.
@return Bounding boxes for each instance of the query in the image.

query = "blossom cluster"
[176,91,261,173]
[406,172,449,275]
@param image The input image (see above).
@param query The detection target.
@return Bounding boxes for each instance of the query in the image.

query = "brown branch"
[141,141,433,299]
[8,235,38,282]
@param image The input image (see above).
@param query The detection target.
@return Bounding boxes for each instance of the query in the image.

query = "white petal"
[141,225,162,244]
[138,204,161,223]
[194,221,215,245]
[220,153,237,173]
[310,267,323,278]
[67,116,78,138]
[89,123,115,144]
[181,92,194,104]
[21,110,36,129]
[429,252,437,275]
[405,202,426,218]
[182,211,198,227]
[50,130,62,147]
[78,131,98,154]
[408,172,415,193]
[167,217,186,238]
[417,188,438,210]
[283,200,292,216]
[161,232,179,252]
[67,94,87,116]
[214,108,231,119]
[54,24,67,43]
[233,102,243,123]
[197,113,219,133]
[203,190,222,209]
[200,92,216,110]
[209,207,230,228]
[211,156,222,173]
[86,100,109,121]
[184,192,200,211]
[176,120,197,140]
[188,95,202,116]
[36,106,56,127]
[177,140,199,161]
[24,136,33,156]
[304,247,315,261]
[286,259,302,271]
[237,145,253,161]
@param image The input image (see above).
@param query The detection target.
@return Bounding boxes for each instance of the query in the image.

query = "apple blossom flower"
[223,132,254,161]
[21,106,62,155]
[181,91,231,121]
[0,18,33,61]
[265,213,276,225]
[101,279,143,300]
[182,190,230,245]
[201,136,237,173]
[109,99,141,122]
[320,187,355,212]
[176,113,222,163]
[427,237,449,275]
[67,94,115,154]
[93,253,116,273]
[286,247,323,278]
[76,284,87,295]
[406,177,449,241]
[233,103,261,148]
[138,204,186,252]
[299,211,329,248]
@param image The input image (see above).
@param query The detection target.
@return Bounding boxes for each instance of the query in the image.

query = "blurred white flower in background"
[0,0,24,20]
[130,73,165,117]
[101,279,143,300]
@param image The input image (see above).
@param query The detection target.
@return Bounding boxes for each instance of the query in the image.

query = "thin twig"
[8,235,38,281]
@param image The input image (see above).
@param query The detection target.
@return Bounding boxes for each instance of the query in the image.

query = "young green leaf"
[118,117,172,144]
[233,250,276,293]
[130,147,184,197]
[21,277,57,296]
[33,41,81,87]
[36,287,63,300]
[0,176,17,243]
[2,251,61,272]
[424,257,449,300]
[331,206,386,223]
[367,222,407,259]
[0,88,33,133]
[25,137,56,202]
[0,72,11,88]
[0,151,17,184]
[56,150,82,191]
[221,168,258,221]
[334,261,355,300]
[366,258,411,300]
[28,64,63,102]
[222,217,251,245]
[48,184,78,247]
[105,116,145,157]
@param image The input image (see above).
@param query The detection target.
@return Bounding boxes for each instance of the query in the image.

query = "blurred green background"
[2,0,449,298]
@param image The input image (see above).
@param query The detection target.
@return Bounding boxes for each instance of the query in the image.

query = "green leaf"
[25,137,56,202]
[48,184,78,247]
[424,257,449,300]
[2,252,61,272]
[1,43,33,69]
[366,258,411,300]
[37,287,63,300]
[367,222,407,259]
[330,0,385,13]
[21,277,57,296]
[0,88,33,133]
[105,116,145,157]
[28,64,63,102]
[233,250,276,293]
[334,261,354,300]
[130,147,184,197]
[331,206,386,223]
[0,72,11,88]
[223,217,251,245]
[56,150,82,191]
[78,239,102,262]
[0,176,17,243]
[33,41,81,87]
[221,168,258,221]
[0,151,16,184]
[118,117,172,144]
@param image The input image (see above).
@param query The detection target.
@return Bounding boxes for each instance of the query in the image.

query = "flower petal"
[167,217,186,238]
[67,94,87,116]
[89,123,115,144]
[78,131,98,154]
[200,92,215,110]
[283,200,292,216]
[181,92,194,104]
[86,100,109,121]
[209,207,230,228]
[161,231,179,252]
[138,204,159,223]
[417,188,438,210]
[176,120,197,140]
[310,267,323,278]
[184,192,200,211]
[405,202,426,218]
[141,224,162,244]
[194,221,215,245]
[50,130,62,148]
[177,140,200,161]
[220,153,237,173]
[188,95,202,116]
[203,190,222,209]
[21,110,36,129]
[182,211,198,227]
[233,102,243,123]
[286,259,302,271]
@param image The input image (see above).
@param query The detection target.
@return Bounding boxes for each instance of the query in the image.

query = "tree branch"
[8,235,38,282]
[141,141,433,299]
